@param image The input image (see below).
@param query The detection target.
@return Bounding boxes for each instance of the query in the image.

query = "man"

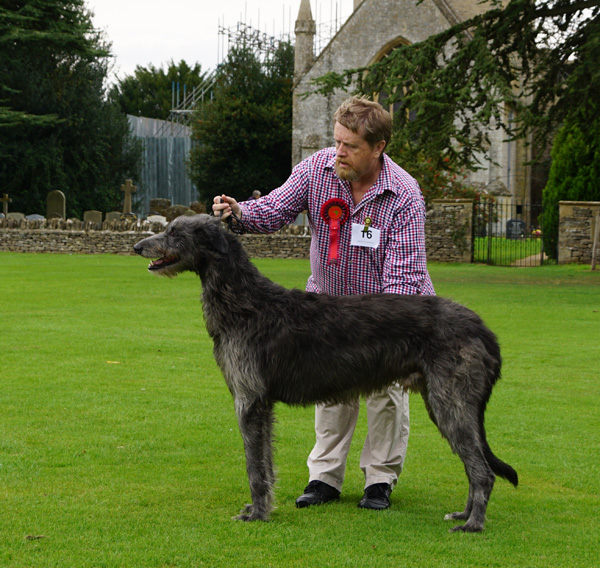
[213,96,434,510]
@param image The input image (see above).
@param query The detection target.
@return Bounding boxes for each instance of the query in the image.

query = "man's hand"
[212,195,241,221]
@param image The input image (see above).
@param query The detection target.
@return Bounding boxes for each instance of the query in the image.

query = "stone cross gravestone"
[83,210,103,223]
[47,190,66,219]
[1,193,11,216]
[121,179,136,214]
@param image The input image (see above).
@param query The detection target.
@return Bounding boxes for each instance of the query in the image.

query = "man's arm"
[213,160,311,234]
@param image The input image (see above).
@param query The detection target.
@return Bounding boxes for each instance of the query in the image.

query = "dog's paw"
[233,512,269,522]
[444,511,469,521]
[233,504,253,521]
[233,504,269,522]
[448,522,483,533]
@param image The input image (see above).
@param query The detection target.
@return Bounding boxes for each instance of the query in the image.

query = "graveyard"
[1,187,598,265]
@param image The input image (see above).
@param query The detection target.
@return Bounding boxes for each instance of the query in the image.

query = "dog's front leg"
[234,397,275,521]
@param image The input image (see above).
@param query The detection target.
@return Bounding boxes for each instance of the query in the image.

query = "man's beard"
[335,161,361,182]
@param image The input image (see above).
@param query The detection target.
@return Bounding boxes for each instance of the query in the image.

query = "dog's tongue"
[149,257,175,269]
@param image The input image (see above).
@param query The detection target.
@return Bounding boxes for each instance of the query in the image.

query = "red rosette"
[320,198,350,264]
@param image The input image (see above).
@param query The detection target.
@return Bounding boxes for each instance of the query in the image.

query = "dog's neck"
[197,247,284,335]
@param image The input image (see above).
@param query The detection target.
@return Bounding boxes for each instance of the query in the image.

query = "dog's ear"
[203,220,229,255]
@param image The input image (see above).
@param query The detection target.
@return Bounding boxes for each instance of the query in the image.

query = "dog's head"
[133,214,229,277]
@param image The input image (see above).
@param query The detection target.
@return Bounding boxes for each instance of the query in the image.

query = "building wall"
[292,0,452,165]
[292,0,531,203]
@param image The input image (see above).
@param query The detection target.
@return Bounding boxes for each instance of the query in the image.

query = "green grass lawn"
[473,236,544,264]
[1,252,598,567]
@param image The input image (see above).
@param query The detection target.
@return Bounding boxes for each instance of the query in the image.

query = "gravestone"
[147,214,167,225]
[506,219,526,240]
[105,211,121,223]
[47,190,66,219]
[7,212,25,220]
[26,214,45,221]
[83,210,103,223]
[1,193,12,216]
[121,179,136,214]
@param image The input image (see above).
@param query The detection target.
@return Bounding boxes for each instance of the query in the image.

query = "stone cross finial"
[121,179,137,214]
[1,193,12,216]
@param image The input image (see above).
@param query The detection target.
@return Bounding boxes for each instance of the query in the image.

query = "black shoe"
[295,480,341,508]
[357,483,392,510]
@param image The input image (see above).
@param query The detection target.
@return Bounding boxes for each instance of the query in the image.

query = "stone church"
[292,0,533,205]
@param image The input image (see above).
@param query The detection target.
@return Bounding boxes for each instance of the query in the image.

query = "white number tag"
[350,223,381,248]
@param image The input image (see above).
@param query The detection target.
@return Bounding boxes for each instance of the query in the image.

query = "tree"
[188,42,294,204]
[309,0,600,177]
[109,60,211,120]
[541,108,600,258]
[0,0,141,218]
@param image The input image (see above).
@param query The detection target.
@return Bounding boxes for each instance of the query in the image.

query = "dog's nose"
[133,243,143,255]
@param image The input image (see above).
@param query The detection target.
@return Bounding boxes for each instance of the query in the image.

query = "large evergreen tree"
[0,0,141,218]
[188,43,294,204]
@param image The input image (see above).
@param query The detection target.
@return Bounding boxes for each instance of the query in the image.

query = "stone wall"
[558,201,600,264]
[4,201,599,264]
[425,199,473,263]
[0,200,473,262]
[0,228,154,255]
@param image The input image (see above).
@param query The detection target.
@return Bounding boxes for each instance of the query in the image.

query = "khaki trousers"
[306,383,409,492]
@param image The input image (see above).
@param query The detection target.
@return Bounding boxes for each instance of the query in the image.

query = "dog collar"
[320,199,350,264]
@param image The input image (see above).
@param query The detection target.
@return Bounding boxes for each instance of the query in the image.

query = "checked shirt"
[239,147,435,297]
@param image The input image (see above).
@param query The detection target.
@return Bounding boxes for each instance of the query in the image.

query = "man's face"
[334,122,384,182]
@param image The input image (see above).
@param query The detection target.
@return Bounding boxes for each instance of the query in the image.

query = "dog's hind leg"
[234,397,276,522]
[423,386,495,532]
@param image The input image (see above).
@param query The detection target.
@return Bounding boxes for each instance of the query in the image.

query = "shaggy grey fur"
[134,214,518,532]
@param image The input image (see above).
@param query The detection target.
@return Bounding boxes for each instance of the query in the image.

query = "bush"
[542,112,600,259]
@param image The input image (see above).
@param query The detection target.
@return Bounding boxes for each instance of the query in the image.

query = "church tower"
[294,0,316,82]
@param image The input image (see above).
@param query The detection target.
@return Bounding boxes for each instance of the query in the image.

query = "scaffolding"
[159,1,351,133]
[155,73,216,135]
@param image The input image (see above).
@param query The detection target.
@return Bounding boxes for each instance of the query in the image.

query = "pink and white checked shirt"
[239,147,435,297]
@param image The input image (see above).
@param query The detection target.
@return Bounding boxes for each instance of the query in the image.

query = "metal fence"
[473,200,549,266]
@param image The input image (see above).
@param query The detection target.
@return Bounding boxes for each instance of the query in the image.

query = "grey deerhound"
[134,214,518,532]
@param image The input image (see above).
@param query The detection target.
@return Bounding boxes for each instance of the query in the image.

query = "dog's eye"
[170,228,178,237]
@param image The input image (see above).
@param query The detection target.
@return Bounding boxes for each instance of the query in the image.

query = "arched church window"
[370,38,415,122]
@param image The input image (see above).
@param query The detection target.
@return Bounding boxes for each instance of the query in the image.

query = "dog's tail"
[483,441,519,487]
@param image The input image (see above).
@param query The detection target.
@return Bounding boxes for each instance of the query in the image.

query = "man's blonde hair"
[334,96,392,148]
